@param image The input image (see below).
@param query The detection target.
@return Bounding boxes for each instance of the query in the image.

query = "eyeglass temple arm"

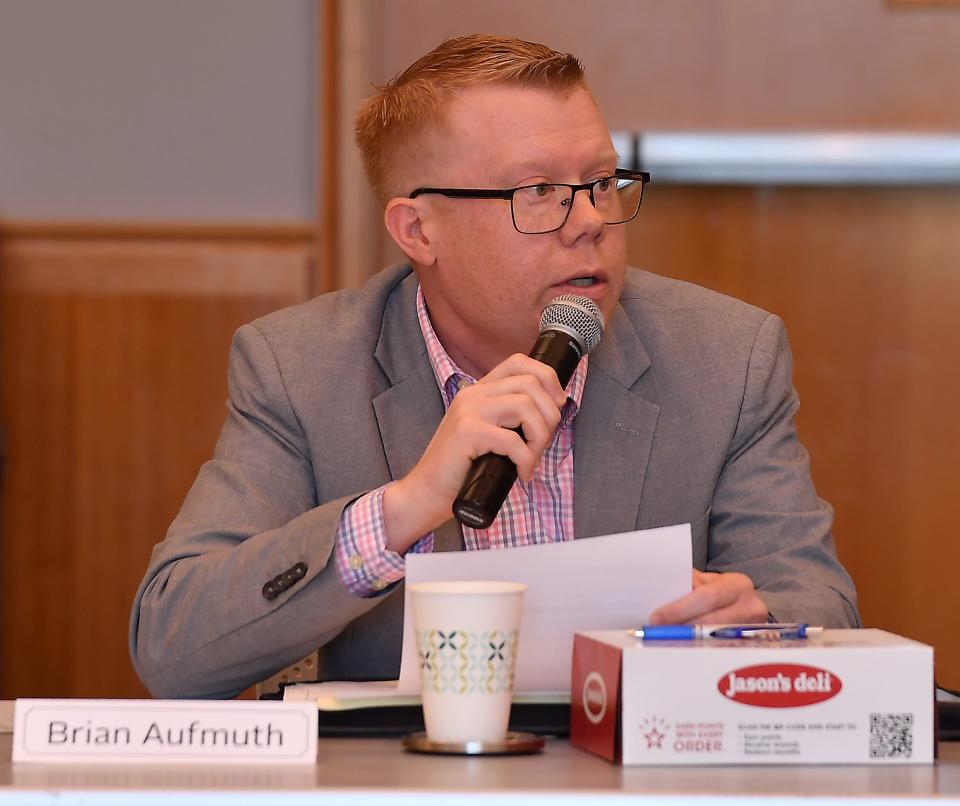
[409,188,513,199]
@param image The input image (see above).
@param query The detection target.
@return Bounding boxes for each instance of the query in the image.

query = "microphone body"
[452,295,604,530]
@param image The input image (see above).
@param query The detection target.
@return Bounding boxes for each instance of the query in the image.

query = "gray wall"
[0,0,315,221]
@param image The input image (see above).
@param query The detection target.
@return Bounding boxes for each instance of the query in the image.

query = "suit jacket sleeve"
[129,323,385,699]
[706,313,860,627]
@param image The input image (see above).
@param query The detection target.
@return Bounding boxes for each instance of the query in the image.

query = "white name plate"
[13,699,318,764]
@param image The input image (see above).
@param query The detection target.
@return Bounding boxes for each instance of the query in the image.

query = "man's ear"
[384,198,437,267]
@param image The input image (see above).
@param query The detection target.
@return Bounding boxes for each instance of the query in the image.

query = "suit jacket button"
[293,562,307,578]
[262,581,279,600]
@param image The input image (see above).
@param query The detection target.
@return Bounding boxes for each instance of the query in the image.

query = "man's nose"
[561,186,605,239]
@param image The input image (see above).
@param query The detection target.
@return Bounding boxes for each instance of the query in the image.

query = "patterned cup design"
[416,628,519,694]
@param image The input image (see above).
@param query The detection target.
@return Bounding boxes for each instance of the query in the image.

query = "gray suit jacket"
[129,265,859,698]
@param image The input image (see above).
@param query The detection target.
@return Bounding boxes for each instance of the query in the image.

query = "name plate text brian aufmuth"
[13,699,318,764]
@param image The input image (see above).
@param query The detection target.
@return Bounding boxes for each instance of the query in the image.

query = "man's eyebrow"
[500,154,621,184]
[498,160,549,182]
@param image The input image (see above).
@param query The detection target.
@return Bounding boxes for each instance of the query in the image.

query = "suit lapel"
[372,372,466,553]
[371,272,465,552]
[372,359,442,478]
[574,305,660,539]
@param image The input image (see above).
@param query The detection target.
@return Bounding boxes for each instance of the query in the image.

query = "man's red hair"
[354,34,584,204]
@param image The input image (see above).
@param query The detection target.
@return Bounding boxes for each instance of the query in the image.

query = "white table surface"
[2,701,958,805]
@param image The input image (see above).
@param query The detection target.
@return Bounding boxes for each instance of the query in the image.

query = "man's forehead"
[426,83,615,179]
[443,83,598,131]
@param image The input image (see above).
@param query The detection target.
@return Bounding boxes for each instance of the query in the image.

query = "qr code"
[869,712,913,758]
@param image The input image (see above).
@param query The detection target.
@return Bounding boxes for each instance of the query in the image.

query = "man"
[130,35,859,699]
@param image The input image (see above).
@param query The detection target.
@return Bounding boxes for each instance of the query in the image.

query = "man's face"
[401,83,627,376]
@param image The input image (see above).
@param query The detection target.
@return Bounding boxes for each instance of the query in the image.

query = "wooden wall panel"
[627,186,960,686]
[0,227,313,698]
[376,0,960,132]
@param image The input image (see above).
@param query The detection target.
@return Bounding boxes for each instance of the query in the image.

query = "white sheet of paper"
[282,680,403,703]
[397,524,692,694]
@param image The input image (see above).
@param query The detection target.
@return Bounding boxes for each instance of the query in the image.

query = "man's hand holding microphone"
[382,295,603,552]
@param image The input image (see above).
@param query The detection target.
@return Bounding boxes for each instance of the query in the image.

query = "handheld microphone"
[452,294,605,530]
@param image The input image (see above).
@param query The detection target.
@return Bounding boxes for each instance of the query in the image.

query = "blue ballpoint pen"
[630,623,822,640]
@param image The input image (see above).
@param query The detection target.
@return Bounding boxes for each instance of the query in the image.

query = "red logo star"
[644,726,666,749]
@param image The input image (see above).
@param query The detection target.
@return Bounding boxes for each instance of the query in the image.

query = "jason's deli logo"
[719,664,841,707]
[581,672,607,725]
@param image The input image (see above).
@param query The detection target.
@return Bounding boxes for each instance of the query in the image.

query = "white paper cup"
[409,580,526,743]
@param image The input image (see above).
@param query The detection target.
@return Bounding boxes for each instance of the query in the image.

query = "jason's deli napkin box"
[570,629,933,765]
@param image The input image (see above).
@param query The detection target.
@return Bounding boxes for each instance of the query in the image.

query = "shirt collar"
[415,284,587,427]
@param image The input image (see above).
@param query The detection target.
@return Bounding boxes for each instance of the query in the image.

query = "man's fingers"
[486,388,561,443]
[468,422,537,480]
[458,393,555,464]
[649,587,723,625]
[471,374,564,430]
[650,572,762,625]
[480,354,567,407]
[693,601,762,626]
[693,569,720,587]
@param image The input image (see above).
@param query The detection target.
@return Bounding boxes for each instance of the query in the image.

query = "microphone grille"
[540,294,605,354]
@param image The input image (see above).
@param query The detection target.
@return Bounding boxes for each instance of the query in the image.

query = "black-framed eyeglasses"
[409,168,651,235]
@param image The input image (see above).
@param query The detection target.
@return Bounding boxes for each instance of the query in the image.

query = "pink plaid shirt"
[334,285,587,596]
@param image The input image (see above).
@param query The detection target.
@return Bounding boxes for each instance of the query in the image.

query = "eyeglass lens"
[512,176,643,234]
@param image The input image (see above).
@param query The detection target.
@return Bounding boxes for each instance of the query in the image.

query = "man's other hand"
[648,569,768,626]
